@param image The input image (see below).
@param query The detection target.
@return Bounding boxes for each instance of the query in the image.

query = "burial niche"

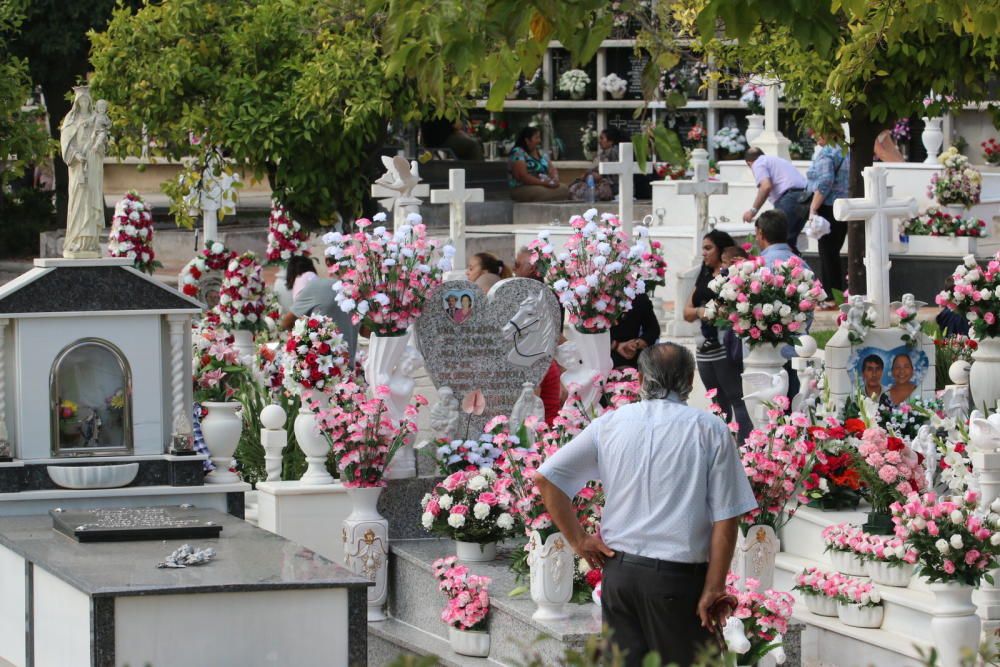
[50,338,132,457]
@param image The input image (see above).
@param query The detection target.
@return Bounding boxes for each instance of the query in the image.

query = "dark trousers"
[774,187,809,252]
[697,357,752,443]
[602,553,712,667]
[816,203,847,294]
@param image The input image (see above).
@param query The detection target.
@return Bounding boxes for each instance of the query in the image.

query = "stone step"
[388,539,599,666]
[369,618,506,667]
[780,505,871,565]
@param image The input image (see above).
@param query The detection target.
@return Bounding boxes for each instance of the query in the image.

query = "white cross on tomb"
[599,142,651,236]
[430,169,484,271]
[676,148,728,265]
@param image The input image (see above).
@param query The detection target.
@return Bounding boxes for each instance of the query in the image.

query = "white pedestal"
[256,480,352,565]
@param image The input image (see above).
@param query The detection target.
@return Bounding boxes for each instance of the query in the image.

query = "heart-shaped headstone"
[415,278,560,435]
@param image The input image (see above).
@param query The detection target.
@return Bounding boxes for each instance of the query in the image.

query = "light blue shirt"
[751,154,807,203]
[758,244,813,357]
[537,398,757,562]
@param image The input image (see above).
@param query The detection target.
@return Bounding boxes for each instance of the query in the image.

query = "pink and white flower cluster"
[108,191,160,274]
[858,534,919,566]
[281,316,350,398]
[633,226,667,289]
[191,323,244,403]
[794,568,882,607]
[217,252,266,331]
[900,208,987,238]
[528,210,646,333]
[325,213,453,336]
[316,381,424,487]
[431,556,491,631]
[421,467,519,543]
[891,490,1000,586]
[821,523,869,555]
[265,202,311,266]
[854,426,925,513]
[929,147,982,208]
[935,252,1000,339]
[724,573,794,660]
[706,255,826,347]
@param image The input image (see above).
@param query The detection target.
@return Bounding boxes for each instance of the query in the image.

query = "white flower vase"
[273,266,294,311]
[922,117,944,165]
[741,343,788,428]
[930,582,981,667]
[569,329,613,409]
[200,402,243,484]
[231,329,255,364]
[365,331,411,389]
[528,530,574,621]
[343,486,389,622]
[866,560,915,587]
[944,204,968,218]
[610,89,626,100]
[837,602,884,628]
[455,540,497,562]
[448,627,491,657]
[804,594,839,617]
[830,549,869,576]
[745,114,765,145]
[732,525,780,590]
[570,89,585,100]
[294,406,334,485]
[970,338,1000,410]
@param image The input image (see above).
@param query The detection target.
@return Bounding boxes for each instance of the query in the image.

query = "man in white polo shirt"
[742,147,809,252]
[536,343,756,667]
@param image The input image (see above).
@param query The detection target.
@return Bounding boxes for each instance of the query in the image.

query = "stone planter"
[200,401,243,484]
[448,627,491,657]
[867,560,915,587]
[569,90,585,100]
[745,114,765,145]
[837,601,884,628]
[528,530,574,621]
[929,582,980,667]
[922,117,944,165]
[455,540,497,563]
[343,486,389,622]
[294,405,334,485]
[733,524,780,590]
[804,594,839,617]
[971,338,1000,411]
[829,549,868,577]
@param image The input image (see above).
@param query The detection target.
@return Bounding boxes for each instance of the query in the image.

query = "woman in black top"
[683,230,752,441]
[610,291,660,369]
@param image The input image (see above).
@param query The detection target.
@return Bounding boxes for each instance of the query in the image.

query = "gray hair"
[637,342,695,401]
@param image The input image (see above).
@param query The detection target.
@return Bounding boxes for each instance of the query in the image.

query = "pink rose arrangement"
[431,556,491,631]
[859,534,919,567]
[821,523,870,555]
[793,567,848,599]
[217,252,266,332]
[281,316,350,399]
[265,202,310,266]
[852,426,925,514]
[325,212,453,336]
[528,210,646,333]
[191,323,246,403]
[900,208,987,238]
[706,255,826,348]
[724,573,794,665]
[935,252,1000,339]
[179,242,237,298]
[739,398,817,531]
[833,576,882,609]
[891,490,1000,586]
[316,380,424,487]
[108,191,160,274]
[420,467,519,544]
[633,226,667,290]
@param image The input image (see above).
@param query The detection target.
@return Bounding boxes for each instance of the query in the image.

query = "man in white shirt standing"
[536,343,757,667]
[742,147,809,252]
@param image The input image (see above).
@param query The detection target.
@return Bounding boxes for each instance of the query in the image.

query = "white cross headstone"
[430,169,484,271]
[833,166,918,329]
[599,142,651,236]
[670,148,728,337]
[749,79,791,159]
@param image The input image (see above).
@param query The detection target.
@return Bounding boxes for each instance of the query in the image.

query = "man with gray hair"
[536,342,756,667]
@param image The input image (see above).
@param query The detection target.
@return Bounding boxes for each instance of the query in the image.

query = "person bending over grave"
[535,342,757,667]
[742,147,809,252]
[861,354,886,402]
[466,251,511,293]
[507,126,570,202]
[881,353,918,408]
[279,254,360,361]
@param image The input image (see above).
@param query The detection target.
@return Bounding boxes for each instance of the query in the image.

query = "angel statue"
[910,425,938,490]
[428,386,461,441]
[791,363,822,413]
[839,295,874,344]
[890,293,926,343]
[510,381,545,431]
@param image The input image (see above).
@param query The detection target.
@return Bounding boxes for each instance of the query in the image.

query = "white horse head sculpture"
[502,289,558,368]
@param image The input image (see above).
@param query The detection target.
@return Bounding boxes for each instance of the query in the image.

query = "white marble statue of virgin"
[60,86,107,258]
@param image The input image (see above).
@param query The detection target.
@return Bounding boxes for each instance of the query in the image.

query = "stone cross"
[599,142,650,236]
[833,166,918,329]
[749,79,791,159]
[430,169,484,271]
[676,148,728,265]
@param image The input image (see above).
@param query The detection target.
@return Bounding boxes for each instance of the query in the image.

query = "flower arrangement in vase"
[558,69,590,99]
[598,73,628,99]
[721,573,794,666]
[316,380,424,487]
[713,126,747,157]
[634,226,667,291]
[179,242,236,298]
[833,577,884,628]
[850,425,926,522]
[686,123,707,147]
[821,523,871,575]
[929,147,982,208]
[528,210,646,333]
[192,326,246,403]
[580,122,599,161]
[254,343,285,399]
[891,118,911,145]
[217,252,266,332]
[739,82,765,115]
[793,567,846,616]
[900,208,987,238]
[420,467,519,546]
[432,556,492,657]
[281,315,350,401]
[935,252,1000,339]
[706,255,826,348]
[108,191,160,274]
[982,138,1000,166]
[803,428,863,511]
[265,202,310,266]
[325,212,452,336]
[859,534,919,586]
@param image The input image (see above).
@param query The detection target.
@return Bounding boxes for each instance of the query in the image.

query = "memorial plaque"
[605,48,649,101]
[51,505,223,543]
[415,278,560,435]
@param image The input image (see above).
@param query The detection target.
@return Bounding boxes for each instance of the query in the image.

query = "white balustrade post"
[0,318,9,458]
[260,404,287,483]
[165,315,192,453]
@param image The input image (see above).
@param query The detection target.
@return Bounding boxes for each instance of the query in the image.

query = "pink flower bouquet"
[325,213,453,336]
[851,426,925,514]
[724,573,794,665]
[431,556,491,631]
[420,467,519,543]
[793,567,847,599]
[936,251,1000,339]
[108,191,160,274]
[192,324,246,403]
[528,210,646,333]
[891,490,1000,586]
[217,252,266,332]
[265,202,310,266]
[706,255,826,348]
[821,523,870,555]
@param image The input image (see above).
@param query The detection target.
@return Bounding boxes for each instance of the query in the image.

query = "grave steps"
[369,618,506,667]
[778,506,934,665]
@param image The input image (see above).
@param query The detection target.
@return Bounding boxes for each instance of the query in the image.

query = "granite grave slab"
[51,505,223,542]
